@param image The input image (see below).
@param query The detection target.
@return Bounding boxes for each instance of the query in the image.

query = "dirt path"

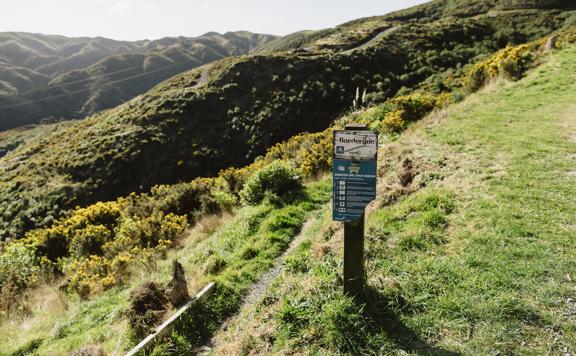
[240,218,315,308]
[197,216,319,354]
[192,65,211,89]
[341,26,398,55]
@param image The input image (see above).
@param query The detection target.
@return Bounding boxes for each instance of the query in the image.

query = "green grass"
[208,46,576,354]
[0,287,131,355]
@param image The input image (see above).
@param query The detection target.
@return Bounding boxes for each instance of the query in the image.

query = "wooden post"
[344,213,364,296]
[343,124,368,297]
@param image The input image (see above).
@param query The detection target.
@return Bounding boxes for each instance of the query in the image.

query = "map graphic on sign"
[333,131,378,161]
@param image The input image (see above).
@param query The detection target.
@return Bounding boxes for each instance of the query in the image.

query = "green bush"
[240,162,302,205]
[0,244,39,291]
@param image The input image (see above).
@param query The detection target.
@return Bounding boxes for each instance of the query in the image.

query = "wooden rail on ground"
[125,282,216,356]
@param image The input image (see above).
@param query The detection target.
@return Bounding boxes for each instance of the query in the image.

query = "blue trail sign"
[332,130,378,222]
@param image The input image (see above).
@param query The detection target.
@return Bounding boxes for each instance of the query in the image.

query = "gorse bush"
[466,45,534,91]
[263,129,334,179]
[23,201,123,262]
[68,225,114,258]
[555,26,576,48]
[218,161,266,197]
[111,212,188,252]
[63,211,188,296]
[17,196,189,297]
[393,94,436,122]
[381,110,406,133]
[240,161,303,205]
[298,132,333,178]
[122,179,220,223]
[359,94,437,133]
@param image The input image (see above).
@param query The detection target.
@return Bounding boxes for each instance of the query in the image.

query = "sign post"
[332,124,378,297]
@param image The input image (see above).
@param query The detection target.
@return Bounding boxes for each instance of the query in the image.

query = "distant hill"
[252,0,576,55]
[0,31,276,130]
[1,0,575,241]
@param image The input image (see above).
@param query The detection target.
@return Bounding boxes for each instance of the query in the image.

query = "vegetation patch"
[240,161,302,205]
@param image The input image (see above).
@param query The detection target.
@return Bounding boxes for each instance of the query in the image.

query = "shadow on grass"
[359,285,462,356]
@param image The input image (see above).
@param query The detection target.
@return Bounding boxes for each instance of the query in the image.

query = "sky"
[2,0,429,41]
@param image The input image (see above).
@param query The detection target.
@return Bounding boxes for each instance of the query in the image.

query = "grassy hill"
[198,42,576,355]
[0,31,276,130]
[0,0,574,242]
[2,28,575,356]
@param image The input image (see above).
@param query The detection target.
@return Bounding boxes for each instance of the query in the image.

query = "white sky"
[2,0,429,41]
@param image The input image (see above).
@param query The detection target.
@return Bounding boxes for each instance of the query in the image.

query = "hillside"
[252,0,576,55]
[0,31,276,130]
[2,28,575,356]
[0,0,574,242]
[206,44,576,355]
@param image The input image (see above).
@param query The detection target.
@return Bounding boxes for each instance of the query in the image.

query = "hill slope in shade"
[0,31,276,130]
[0,0,575,241]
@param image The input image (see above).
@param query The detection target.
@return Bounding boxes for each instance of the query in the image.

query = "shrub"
[0,244,39,293]
[262,129,334,179]
[17,197,188,297]
[466,64,489,92]
[108,212,188,254]
[557,27,576,48]
[68,225,114,258]
[240,161,302,205]
[434,92,455,108]
[299,132,333,178]
[124,178,219,223]
[362,94,436,133]
[381,110,406,132]
[392,94,436,122]
[22,201,123,262]
[65,255,110,298]
[465,44,534,92]
[211,189,238,211]
[218,161,266,196]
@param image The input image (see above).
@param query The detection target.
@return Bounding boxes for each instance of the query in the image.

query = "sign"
[334,130,378,160]
[332,130,378,222]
